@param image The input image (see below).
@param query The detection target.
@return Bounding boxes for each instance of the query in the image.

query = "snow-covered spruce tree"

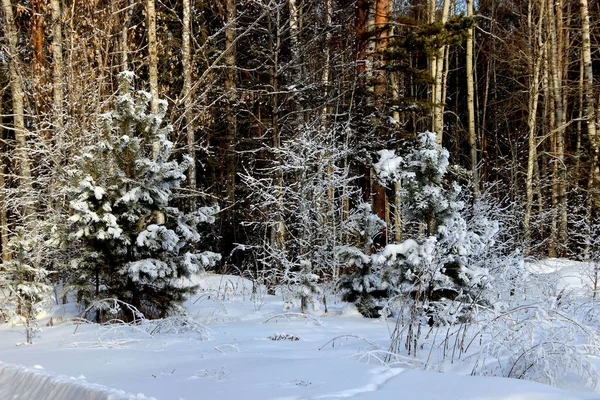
[336,203,387,317]
[240,124,357,313]
[373,131,495,325]
[62,72,220,320]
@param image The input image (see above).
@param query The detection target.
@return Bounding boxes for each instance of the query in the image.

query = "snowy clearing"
[2,266,600,400]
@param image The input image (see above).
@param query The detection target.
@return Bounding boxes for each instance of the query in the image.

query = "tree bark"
[146,0,164,225]
[580,0,599,253]
[524,0,545,253]
[1,0,33,219]
[147,0,159,114]
[31,0,45,116]
[356,0,368,74]
[466,0,478,198]
[369,0,390,245]
[269,4,285,256]
[374,0,390,97]
[554,0,568,247]
[51,0,64,135]
[432,0,450,145]
[121,0,134,71]
[546,0,567,255]
[321,0,332,129]
[224,0,237,210]
[182,0,196,195]
[575,42,584,182]
[289,0,301,76]
[0,94,9,262]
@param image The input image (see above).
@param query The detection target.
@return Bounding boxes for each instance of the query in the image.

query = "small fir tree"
[336,203,387,318]
[62,72,220,320]
[373,131,495,324]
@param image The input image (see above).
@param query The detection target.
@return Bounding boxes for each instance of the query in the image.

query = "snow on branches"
[60,72,220,320]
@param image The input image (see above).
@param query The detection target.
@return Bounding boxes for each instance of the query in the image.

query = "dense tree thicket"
[1,0,600,320]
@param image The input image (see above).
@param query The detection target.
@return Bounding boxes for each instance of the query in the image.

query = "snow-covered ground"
[2,264,600,400]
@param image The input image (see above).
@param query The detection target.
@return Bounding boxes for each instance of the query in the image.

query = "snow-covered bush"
[240,123,358,312]
[472,305,600,389]
[59,72,220,321]
[571,211,600,298]
[0,227,52,343]
[282,260,322,313]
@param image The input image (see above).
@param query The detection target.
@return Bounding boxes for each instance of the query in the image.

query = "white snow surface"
[1,271,600,400]
[0,362,152,400]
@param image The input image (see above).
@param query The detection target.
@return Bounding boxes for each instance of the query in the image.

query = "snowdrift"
[0,362,154,400]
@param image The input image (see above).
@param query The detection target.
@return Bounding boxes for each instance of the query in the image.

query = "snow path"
[307,366,404,399]
[0,362,155,400]
[278,367,597,400]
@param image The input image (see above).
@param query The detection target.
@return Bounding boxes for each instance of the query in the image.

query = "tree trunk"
[31,0,45,117]
[554,0,568,247]
[289,0,301,78]
[466,0,478,198]
[374,0,390,97]
[269,5,285,256]
[356,0,368,73]
[524,0,545,253]
[120,0,133,71]
[432,0,450,145]
[546,0,567,255]
[1,0,33,220]
[224,0,237,213]
[182,0,196,196]
[575,43,584,182]
[0,93,9,262]
[147,0,159,114]
[51,0,63,135]
[580,0,599,253]
[321,0,332,129]
[369,0,390,245]
[146,0,164,225]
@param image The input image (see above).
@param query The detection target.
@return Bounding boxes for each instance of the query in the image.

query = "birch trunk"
[146,0,164,224]
[289,0,300,71]
[428,0,436,105]
[322,0,336,227]
[555,0,568,246]
[51,0,64,134]
[1,0,33,219]
[270,5,285,255]
[321,0,332,127]
[547,0,567,254]
[580,0,599,253]
[432,0,450,145]
[524,0,545,253]
[575,45,584,181]
[182,0,196,195]
[466,0,478,198]
[121,0,133,71]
